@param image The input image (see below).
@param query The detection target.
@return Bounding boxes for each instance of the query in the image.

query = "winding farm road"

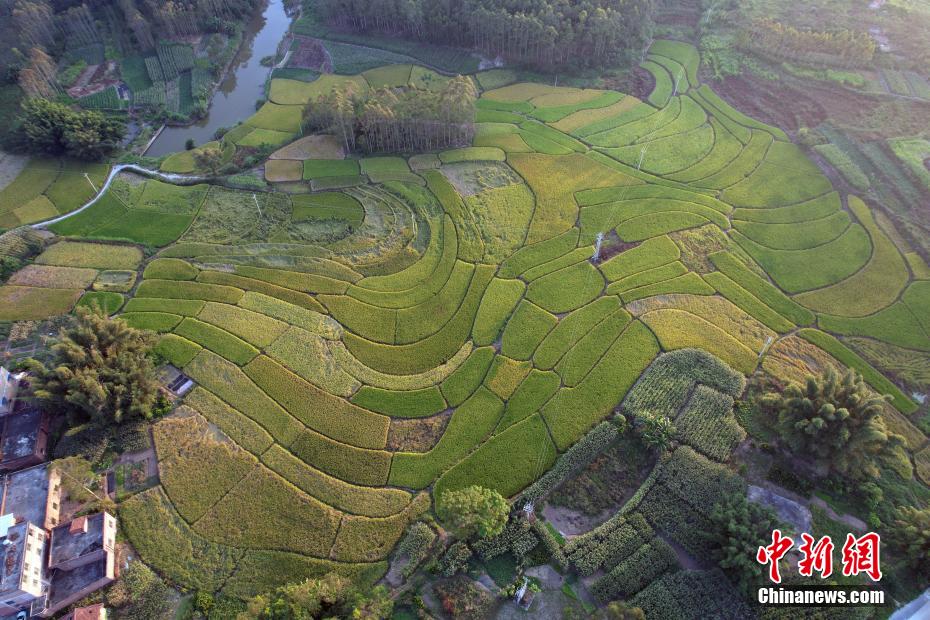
[31,164,206,229]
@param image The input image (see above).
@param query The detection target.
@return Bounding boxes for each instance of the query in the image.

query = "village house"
[0,368,50,472]
[0,464,117,617]
[0,374,119,620]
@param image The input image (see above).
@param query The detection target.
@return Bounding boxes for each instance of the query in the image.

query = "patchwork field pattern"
[5,40,916,600]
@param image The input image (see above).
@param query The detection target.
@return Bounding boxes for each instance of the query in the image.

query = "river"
[145,0,291,157]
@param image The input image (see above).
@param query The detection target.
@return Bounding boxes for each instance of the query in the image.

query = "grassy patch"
[76,291,124,315]
[261,444,410,518]
[154,333,202,367]
[137,279,244,304]
[350,386,447,418]
[434,413,557,499]
[246,102,303,133]
[501,300,558,361]
[440,346,496,407]
[793,196,909,316]
[389,387,504,489]
[303,159,360,179]
[144,258,199,281]
[542,321,659,450]
[291,192,364,225]
[472,278,526,346]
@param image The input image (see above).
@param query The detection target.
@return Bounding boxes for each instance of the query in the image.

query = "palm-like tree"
[27,306,159,425]
[764,367,905,480]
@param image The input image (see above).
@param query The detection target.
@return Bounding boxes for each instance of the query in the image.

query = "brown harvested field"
[269,135,345,161]
[761,334,842,384]
[35,240,143,270]
[0,286,82,320]
[265,160,304,183]
[7,264,98,289]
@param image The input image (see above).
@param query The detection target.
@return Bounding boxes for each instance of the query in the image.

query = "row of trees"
[8,0,259,56]
[314,0,655,69]
[304,76,478,154]
[744,18,876,68]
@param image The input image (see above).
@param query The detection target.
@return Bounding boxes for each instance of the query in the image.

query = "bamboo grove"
[304,76,478,154]
[313,0,655,69]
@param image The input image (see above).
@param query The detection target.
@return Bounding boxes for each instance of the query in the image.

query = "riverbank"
[145,0,294,156]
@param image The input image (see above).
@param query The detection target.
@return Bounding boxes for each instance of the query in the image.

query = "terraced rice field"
[8,41,927,601]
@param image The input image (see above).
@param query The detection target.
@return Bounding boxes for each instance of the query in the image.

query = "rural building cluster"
[0,369,116,619]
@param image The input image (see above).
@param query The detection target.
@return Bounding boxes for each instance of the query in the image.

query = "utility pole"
[674,69,683,96]
[84,173,98,194]
[759,336,774,361]
[252,193,263,219]
[637,145,648,171]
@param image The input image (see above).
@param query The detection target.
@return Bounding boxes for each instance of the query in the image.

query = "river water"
[145,0,290,157]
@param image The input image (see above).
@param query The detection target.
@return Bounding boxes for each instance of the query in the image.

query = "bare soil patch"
[716,73,930,138]
[270,135,345,160]
[0,152,29,192]
[289,36,333,73]
[387,411,452,451]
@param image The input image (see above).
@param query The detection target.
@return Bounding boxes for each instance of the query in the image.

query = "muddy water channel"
[145,0,291,156]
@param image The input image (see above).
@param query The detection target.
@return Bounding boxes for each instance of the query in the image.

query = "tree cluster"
[240,572,393,619]
[888,507,930,580]
[762,367,906,481]
[314,0,655,69]
[702,493,779,594]
[27,306,160,426]
[16,98,125,160]
[436,485,509,540]
[305,77,477,154]
[744,18,876,68]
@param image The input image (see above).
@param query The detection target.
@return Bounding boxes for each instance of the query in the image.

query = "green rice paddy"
[5,38,926,602]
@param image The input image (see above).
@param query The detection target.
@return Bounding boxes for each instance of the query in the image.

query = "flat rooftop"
[1,408,43,463]
[49,514,106,568]
[46,556,110,610]
[1,464,48,526]
[0,521,27,594]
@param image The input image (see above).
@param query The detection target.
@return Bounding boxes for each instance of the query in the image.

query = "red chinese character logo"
[841,532,882,581]
[798,533,834,578]
[757,529,794,583]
